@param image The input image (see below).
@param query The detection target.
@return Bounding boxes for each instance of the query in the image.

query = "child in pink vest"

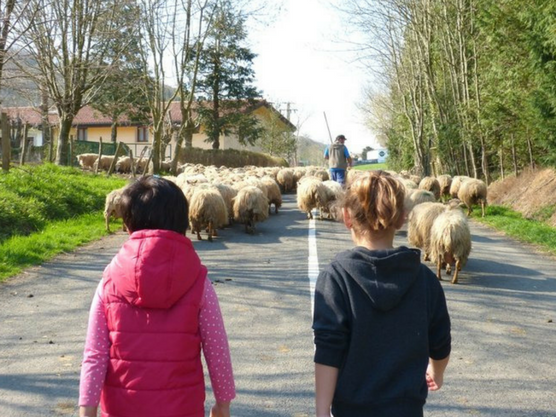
[79,176,235,417]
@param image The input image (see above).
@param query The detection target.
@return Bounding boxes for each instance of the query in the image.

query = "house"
[1,100,295,160]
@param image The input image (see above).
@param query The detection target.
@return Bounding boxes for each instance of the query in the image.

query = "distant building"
[367,148,388,163]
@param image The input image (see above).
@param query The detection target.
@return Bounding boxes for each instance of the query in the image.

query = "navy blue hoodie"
[313,246,451,417]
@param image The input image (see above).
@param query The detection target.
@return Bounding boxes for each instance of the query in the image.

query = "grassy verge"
[0,212,123,282]
[352,163,388,171]
[0,164,126,283]
[474,205,556,257]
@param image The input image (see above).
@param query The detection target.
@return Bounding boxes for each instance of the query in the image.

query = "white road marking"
[308,216,319,317]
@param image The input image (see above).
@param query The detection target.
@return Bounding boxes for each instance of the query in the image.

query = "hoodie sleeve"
[427,275,452,360]
[312,268,351,368]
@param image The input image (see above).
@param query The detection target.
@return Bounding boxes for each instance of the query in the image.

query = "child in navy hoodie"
[313,170,451,417]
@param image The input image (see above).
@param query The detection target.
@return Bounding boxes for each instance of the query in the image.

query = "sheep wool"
[188,186,228,242]
[407,202,448,261]
[430,208,472,284]
[418,176,441,200]
[76,153,98,170]
[104,187,126,232]
[296,177,329,220]
[403,189,436,214]
[260,176,283,214]
[458,178,488,217]
[232,185,269,234]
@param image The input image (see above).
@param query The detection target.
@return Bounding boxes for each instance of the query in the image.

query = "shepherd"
[324,134,352,187]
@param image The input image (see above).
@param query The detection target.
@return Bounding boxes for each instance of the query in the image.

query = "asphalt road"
[0,194,555,416]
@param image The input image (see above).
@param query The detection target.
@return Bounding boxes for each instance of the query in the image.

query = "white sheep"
[93,155,116,172]
[232,185,269,234]
[407,202,448,261]
[430,207,472,284]
[403,189,436,215]
[419,176,441,200]
[458,178,488,217]
[321,180,345,220]
[437,174,452,200]
[76,153,98,170]
[188,186,228,242]
[449,175,470,198]
[276,168,295,193]
[260,176,283,214]
[213,183,238,224]
[104,187,126,232]
[115,156,133,174]
[296,176,329,220]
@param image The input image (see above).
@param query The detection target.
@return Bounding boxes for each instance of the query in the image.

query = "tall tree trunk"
[56,115,74,166]
[110,122,118,143]
[511,134,518,176]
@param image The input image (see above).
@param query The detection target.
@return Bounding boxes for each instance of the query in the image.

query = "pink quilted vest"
[100,229,207,417]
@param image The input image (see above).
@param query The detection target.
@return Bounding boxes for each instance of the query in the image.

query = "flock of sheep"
[87,152,487,285]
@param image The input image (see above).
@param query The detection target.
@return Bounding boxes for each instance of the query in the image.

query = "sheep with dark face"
[430,207,472,284]
[232,185,269,234]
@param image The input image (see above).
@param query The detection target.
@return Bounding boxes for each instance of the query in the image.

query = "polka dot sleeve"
[78,281,110,407]
[200,277,236,402]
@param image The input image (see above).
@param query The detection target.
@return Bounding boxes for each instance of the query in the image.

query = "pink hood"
[105,229,205,309]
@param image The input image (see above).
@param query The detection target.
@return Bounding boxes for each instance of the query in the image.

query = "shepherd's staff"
[323,111,333,144]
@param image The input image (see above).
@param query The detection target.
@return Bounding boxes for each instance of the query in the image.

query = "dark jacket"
[313,246,451,417]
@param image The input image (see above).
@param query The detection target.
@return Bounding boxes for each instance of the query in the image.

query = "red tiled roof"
[1,99,296,130]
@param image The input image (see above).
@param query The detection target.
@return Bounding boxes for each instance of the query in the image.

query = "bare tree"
[15,0,131,165]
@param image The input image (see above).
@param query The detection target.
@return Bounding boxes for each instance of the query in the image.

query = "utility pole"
[281,102,297,121]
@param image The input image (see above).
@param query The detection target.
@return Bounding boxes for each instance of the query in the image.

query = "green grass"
[0,212,122,281]
[475,205,556,256]
[352,163,388,171]
[0,164,126,282]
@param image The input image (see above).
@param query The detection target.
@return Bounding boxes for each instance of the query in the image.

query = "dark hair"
[120,176,189,234]
[344,170,405,235]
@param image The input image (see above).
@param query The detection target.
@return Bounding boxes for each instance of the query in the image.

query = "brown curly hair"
[344,170,405,235]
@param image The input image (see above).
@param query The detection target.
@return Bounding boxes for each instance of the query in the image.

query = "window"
[137,127,149,142]
[77,127,87,141]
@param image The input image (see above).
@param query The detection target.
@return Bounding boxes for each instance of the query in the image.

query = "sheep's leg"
[446,263,452,275]
[208,221,214,242]
[195,229,202,241]
[436,259,443,281]
[451,259,461,284]
[481,201,486,217]
[105,215,111,233]
[423,252,430,262]
[275,205,279,214]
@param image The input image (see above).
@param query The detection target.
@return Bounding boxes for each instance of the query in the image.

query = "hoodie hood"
[105,229,206,309]
[333,246,422,312]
